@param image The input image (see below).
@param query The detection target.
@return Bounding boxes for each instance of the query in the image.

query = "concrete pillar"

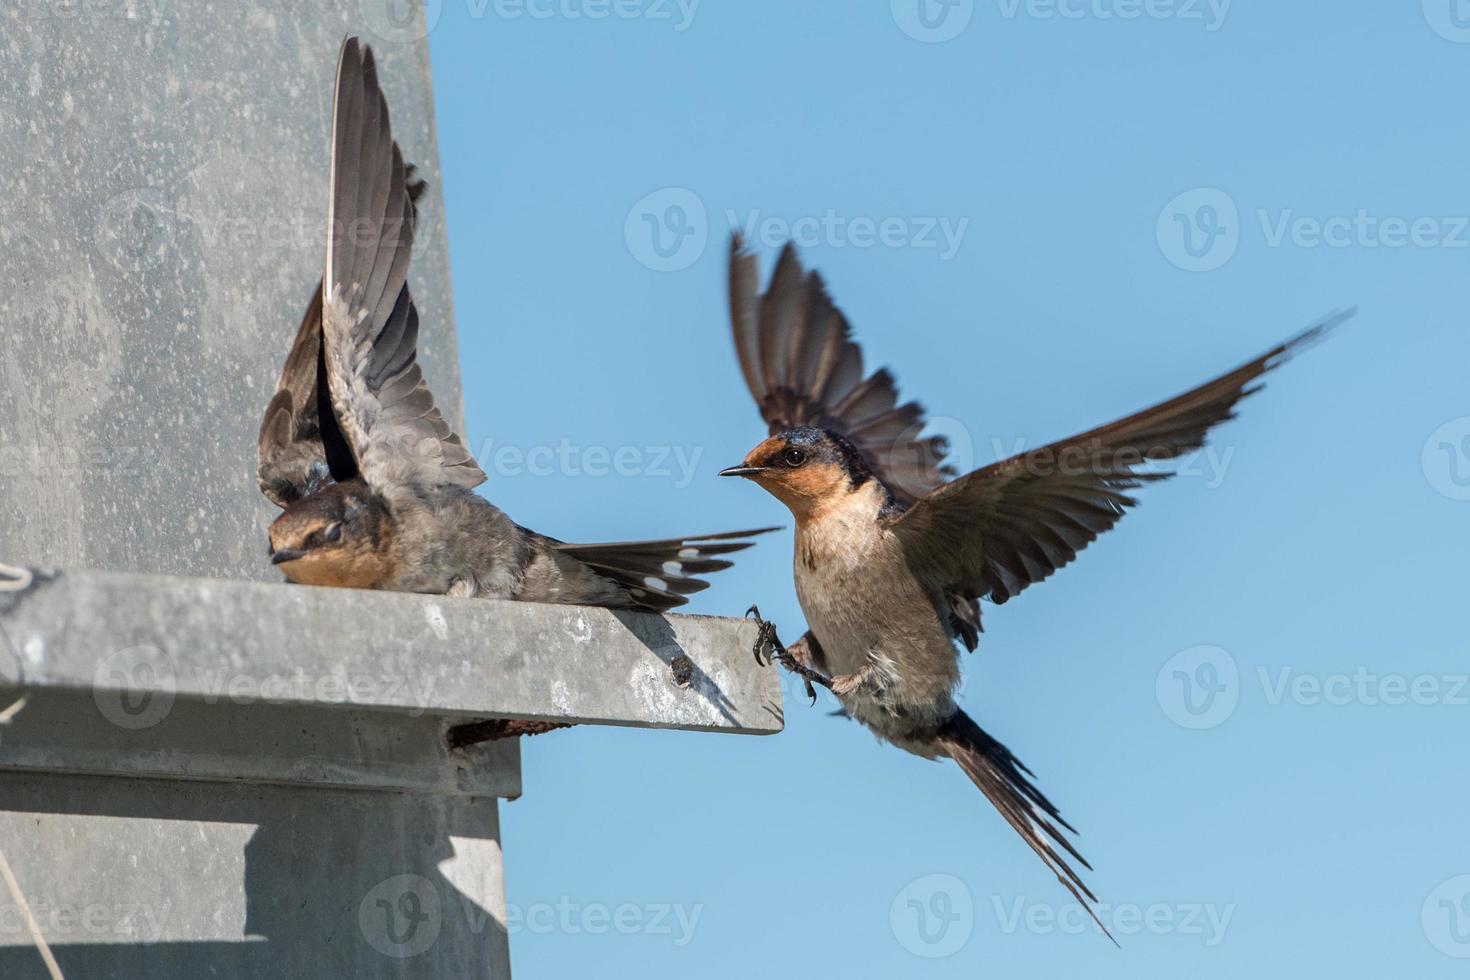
[0,5,781,977]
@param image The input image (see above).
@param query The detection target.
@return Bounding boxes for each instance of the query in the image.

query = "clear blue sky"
[418,3,1469,975]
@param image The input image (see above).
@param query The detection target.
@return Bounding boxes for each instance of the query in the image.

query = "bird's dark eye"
[782,448,808,467]
[323,522,342,543]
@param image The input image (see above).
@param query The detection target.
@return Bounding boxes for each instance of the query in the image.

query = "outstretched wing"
[257,286,339,507]
[892,310,1353,618]
[728,235,955,506]
[258,168,432,507]
[318,36,485,497]
[555,527,781,612]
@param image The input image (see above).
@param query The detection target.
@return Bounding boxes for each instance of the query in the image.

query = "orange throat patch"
[276,547,394,589]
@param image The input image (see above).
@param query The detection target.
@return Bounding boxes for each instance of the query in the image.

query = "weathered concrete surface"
[0,690,524,799]
[0,1,462,581]
[0,770,510,978]
[0,6,520,976]
[0,6,786,977]
[0,568,785,734]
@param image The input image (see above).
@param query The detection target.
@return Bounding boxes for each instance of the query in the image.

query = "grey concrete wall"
[0,771,510,978]
[0,6,520,977]
[0,8,786,978]
[0,0,463,582]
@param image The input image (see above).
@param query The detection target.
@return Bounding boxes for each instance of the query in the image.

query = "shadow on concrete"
[0,769,508,978]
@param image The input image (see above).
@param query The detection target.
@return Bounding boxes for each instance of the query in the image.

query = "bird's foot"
[746,606,829,703]
[746,605,780,667]
[447,575,478,598]
[829,661,885,700]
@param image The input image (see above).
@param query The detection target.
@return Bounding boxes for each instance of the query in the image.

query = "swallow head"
[720,426,874,518]
[267,481,392,588]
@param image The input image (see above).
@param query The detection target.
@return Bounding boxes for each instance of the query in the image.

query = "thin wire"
[0,844,63,979]
[0,563,32,723]
[0,564,56,975]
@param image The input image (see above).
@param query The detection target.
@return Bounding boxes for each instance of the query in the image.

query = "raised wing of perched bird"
[257,37,773,609]
[721,234,1353,940]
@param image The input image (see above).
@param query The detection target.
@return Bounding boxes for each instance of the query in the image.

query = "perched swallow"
[722,235,1353,938]
[257,38,774,610]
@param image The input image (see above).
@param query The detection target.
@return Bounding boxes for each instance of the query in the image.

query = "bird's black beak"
[270,548,305,565]
[719,465,767,478]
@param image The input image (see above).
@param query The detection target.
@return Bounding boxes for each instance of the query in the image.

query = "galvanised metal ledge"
[0,567,784,801]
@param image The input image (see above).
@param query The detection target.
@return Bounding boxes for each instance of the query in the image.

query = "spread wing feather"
[555,528,781,612]
[892,310,1354,611]
[317,36,485,498]
[256,143,436,506]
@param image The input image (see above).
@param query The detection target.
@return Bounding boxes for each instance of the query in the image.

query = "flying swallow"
[257,38,774,610]
[720,234,1353,939]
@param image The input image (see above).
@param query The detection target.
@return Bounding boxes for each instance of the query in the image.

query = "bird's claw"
[746,605,779,667]
[746,605,829,703]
